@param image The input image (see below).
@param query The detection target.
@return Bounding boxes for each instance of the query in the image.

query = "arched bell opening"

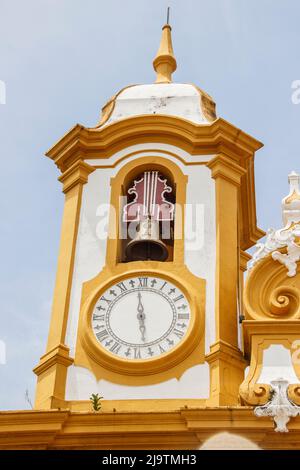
[121,166,176,262]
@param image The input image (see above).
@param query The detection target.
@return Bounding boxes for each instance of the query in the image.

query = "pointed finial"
[282,171,300,226]
[153,9,177,83]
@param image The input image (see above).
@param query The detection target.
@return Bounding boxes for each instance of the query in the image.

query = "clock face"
[91,275,191,360]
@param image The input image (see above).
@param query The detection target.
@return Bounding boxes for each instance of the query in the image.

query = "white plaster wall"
[184,164,216,353]
[257,344,299,384]
[66,363,210,400]
[65,143,216,401]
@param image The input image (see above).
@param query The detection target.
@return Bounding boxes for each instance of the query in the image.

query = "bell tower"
[33,22,264,413]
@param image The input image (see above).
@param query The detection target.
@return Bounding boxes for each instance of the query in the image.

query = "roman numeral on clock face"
[100,296,111,305]
[117,282,127,292]
[173,294,184,303]
[134,347,141,359]
[177,313,189,320]
[110,342,121,354]
[93,314,105,321]
[138,277,148,287]
[96,329,109,342]
[173,328,184,338]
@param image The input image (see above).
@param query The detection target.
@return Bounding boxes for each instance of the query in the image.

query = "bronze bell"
[123,171,175,262]
[125,217,169,261]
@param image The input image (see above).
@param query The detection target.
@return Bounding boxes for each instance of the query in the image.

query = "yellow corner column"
[206,154,247,405]
[239,250,252,320]
[34,160,95,409]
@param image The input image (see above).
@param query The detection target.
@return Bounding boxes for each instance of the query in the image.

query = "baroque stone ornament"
[254,378,300,432]
[272,236,300,277]
[248,225,300,276]
[243,257,300,321]
[239,381,271,407]
[248,172,300,277]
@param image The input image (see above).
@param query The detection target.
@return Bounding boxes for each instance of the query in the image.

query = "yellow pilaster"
[239,250,252,321]
[240,251,251,297]
[206,154,247,405]
[34,160,95,409]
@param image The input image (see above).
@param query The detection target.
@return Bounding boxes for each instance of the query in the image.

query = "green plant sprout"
[90,393,103,412]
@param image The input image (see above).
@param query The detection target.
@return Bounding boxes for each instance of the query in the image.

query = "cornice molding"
[242,320,300,355]
[240,250,252,272]
[207,154,247,186]
[46,116,263,172]
[58,160,95,193]
[206,340,247,369]
[1,407,300,449]
[33,343,73,377]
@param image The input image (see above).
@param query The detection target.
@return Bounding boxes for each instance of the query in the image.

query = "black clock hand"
[137,292,146,342]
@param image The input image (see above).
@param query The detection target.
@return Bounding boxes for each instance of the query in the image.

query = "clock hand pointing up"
[137,292,146,342]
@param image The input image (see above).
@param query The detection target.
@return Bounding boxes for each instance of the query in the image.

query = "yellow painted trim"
[33,344,73,409]
[240,250,251,273]
[58,160,95,193]
[34,160,95,409]
[206,340,247,406]
[33,344,73,376]
[208,154,246,347]
[91,148,209,169]
[46,117,263,170]
[205,154,247,405]
[1,408,300,449]
[68,398,207,412]
[239,250,252,351]
[46,161,95,349]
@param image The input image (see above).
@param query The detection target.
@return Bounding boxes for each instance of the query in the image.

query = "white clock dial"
[91,276,191,360]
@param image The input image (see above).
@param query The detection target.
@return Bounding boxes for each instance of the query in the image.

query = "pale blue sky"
[0,0,299,409]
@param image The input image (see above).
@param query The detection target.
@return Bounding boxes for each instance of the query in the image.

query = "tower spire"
[153,10,177,83]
